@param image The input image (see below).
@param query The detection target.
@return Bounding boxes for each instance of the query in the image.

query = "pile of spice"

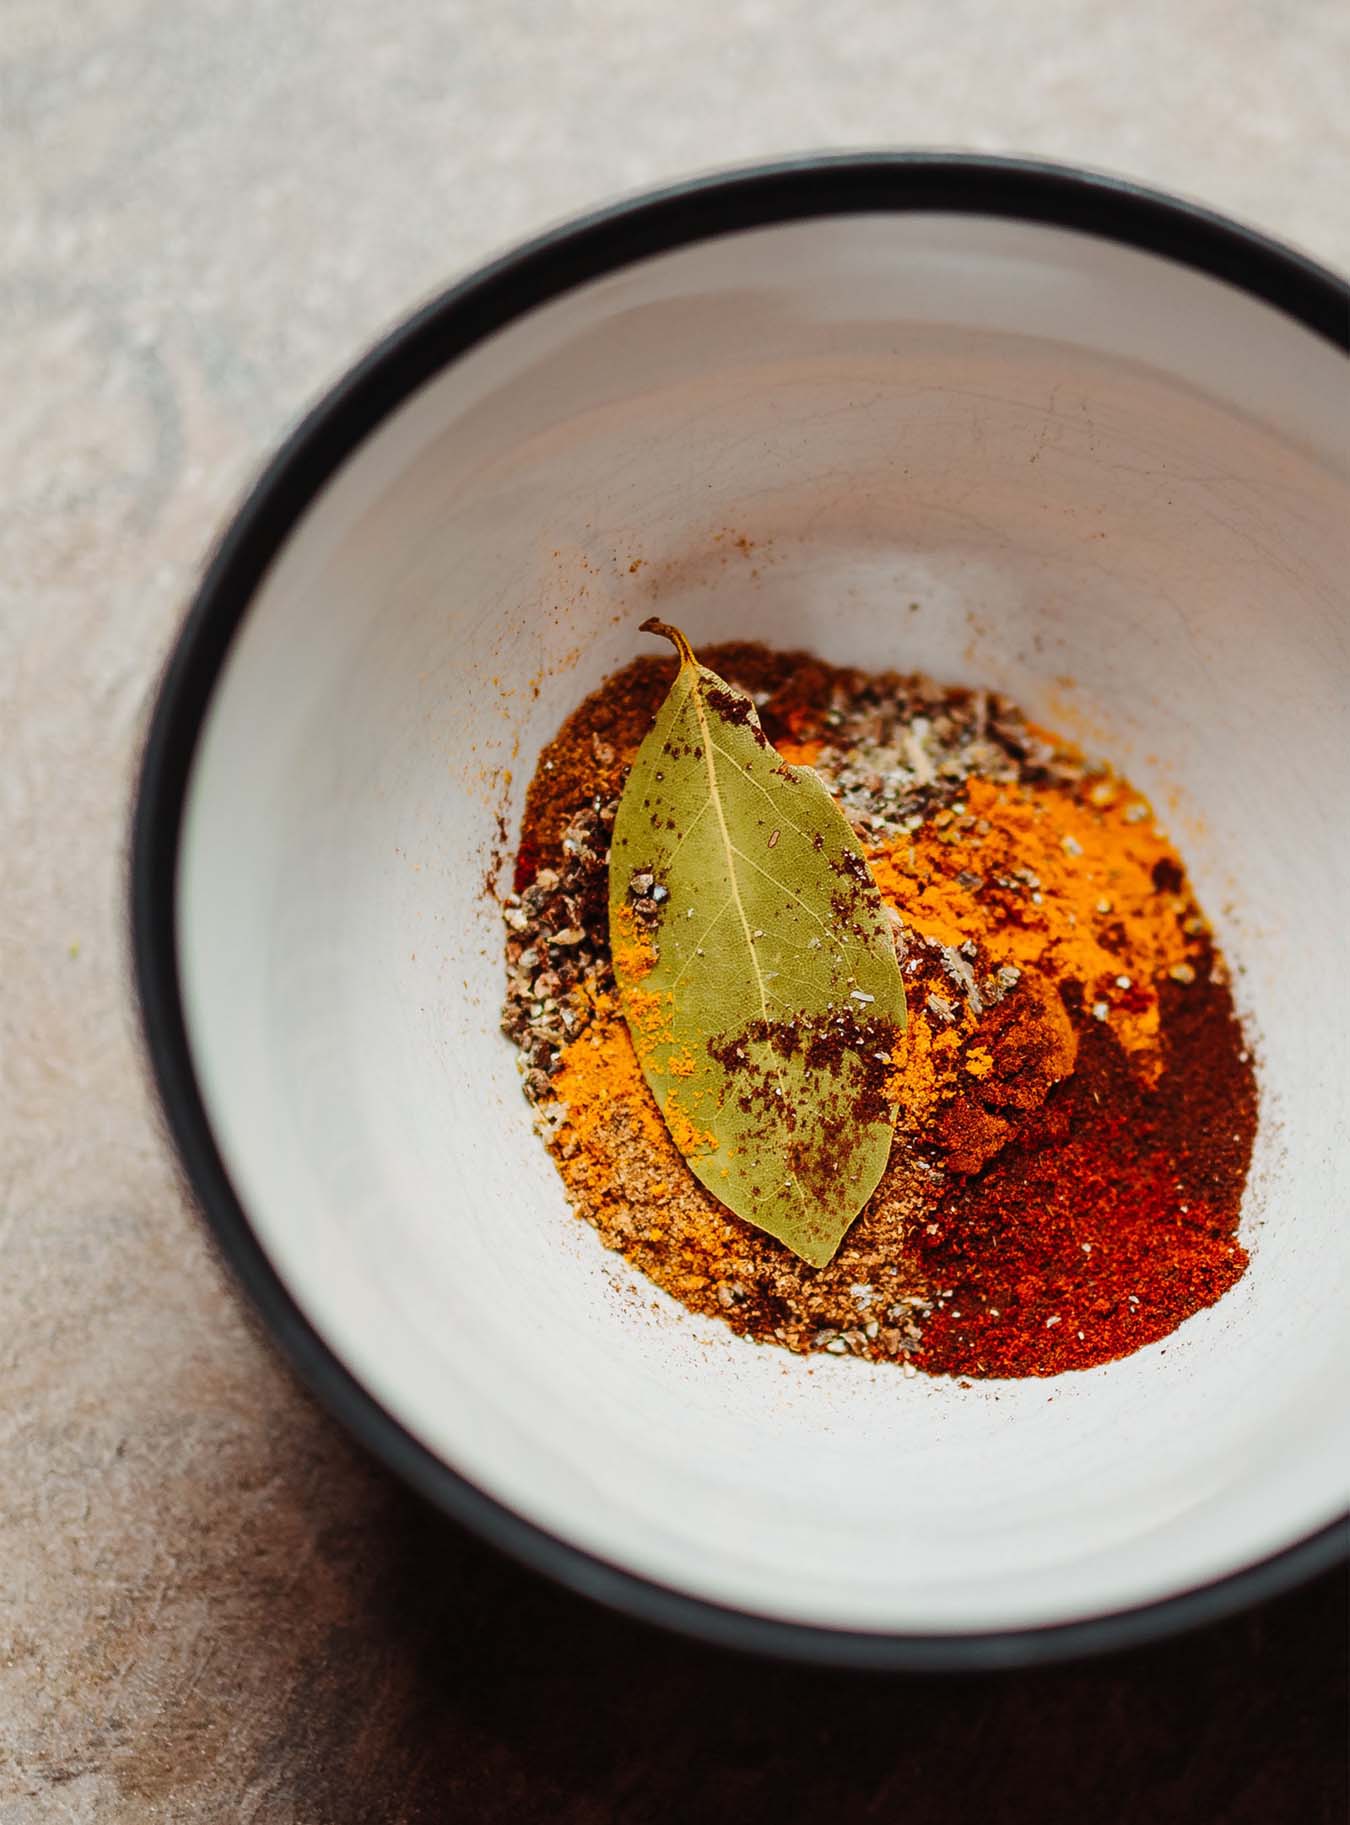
[500,644,1257,1378]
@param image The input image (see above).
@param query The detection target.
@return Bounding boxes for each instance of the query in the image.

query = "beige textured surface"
[3,3,1348,1817]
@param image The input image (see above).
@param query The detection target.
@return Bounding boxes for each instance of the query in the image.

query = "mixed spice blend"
[500,642,1257,1378]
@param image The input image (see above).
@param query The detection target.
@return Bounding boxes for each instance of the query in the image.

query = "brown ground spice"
[501,644,1258,1376]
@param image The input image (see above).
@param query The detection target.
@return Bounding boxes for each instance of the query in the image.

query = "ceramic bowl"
[133,156,1350,1667]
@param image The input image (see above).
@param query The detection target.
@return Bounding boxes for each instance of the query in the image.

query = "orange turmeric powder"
[548,989,936,1337]
[550,999,773,1298]
[866,773,1204,1078]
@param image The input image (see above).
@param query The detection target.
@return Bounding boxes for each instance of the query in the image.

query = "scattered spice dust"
[500,643,1257,1378]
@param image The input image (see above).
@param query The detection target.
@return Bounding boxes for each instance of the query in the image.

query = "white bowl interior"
[179,212,1350,1635]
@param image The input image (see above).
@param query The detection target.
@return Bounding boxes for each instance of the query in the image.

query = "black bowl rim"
[131,152,1350,1672]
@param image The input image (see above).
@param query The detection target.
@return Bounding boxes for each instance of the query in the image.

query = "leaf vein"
[707,737,819,842]
[666,896,735,990]
[691,681,807,1213]
[727,843,848,950]
[660,795,712,868]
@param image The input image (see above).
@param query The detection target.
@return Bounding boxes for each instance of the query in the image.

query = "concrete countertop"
[4,3,1347,1818]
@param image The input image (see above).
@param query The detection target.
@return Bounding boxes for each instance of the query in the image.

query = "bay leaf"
[608,620,907,1268]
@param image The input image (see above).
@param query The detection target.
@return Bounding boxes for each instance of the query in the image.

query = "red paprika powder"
[915,955,1256,1377]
